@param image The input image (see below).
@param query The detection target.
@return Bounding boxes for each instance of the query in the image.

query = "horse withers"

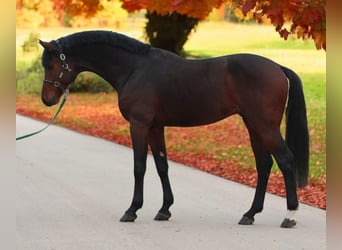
[39,30,309,228]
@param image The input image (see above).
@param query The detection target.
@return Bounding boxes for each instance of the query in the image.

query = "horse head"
[39,40,77,106]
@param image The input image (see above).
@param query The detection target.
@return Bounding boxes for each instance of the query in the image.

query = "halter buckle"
[53,81,61,88]
[60,53,66,61]
[62,63,72,72]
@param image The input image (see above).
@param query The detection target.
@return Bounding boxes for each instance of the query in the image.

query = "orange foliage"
[50,0,102,18]
[229,0,326,50]
[121,0,325,50]
[46,0,326,50]
[121,0,225,19]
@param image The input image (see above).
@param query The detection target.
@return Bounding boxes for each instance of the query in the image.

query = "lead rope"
[16,90,69,141]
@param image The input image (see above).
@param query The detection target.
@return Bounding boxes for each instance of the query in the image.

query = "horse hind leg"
[272,138,299,228]
[149,126,174,221]
[239,127,273,225]
[239,118,298,228]
[255,129,298,228]
[255,128,299,228]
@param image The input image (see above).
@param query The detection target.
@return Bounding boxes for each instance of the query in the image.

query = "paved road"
[16,115,326,250]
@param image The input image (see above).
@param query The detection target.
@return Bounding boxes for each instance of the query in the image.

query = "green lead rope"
[16,92,68,141]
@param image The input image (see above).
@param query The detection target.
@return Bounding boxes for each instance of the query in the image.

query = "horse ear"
[39,40,57,52]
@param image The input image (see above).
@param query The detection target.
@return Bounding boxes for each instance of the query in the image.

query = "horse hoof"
[154,211,171,221]
[280,218,297,228]
[238,215,254,225]
[120,212,137,222]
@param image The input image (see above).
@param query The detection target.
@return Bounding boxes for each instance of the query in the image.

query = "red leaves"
[120,0,226,19]
[232,0,326,50]
[240,0,257,15]
[278,28,291,40]
[47,0,325,50]
[16,93,326,209]
[120,0,152,12]
[50,0,102,18]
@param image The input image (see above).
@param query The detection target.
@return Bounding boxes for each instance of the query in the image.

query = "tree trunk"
[145,11,199,56]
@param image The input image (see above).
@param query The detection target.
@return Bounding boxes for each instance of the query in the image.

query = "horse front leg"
[120,124,149,222]
[149,126,174,221]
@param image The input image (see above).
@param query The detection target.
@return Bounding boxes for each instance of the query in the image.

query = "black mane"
[56,30,150,54]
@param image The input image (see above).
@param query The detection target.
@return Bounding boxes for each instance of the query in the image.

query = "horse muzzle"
[41,95,60,106]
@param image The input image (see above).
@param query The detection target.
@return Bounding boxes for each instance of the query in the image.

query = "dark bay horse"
[39,30,309,228]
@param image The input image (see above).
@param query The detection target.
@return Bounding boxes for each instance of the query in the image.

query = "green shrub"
[71,72,113,93]
[16,56,44,94]
[16,55,114,94]
[22,32,40,53]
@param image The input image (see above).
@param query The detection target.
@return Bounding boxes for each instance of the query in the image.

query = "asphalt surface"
[16,114,326,250]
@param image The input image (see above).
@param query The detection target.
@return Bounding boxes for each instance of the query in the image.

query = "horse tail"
[280,65,309,188]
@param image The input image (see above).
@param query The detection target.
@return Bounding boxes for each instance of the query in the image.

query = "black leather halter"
[43,40,73,93]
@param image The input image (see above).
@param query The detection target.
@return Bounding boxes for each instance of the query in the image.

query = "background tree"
[18,0,326,52]
[50,0,103,26]
[121,0,225,54]
[66,0,128,28]
[121,0,325,51]
[16,0,60,28]
[144,12,198,55]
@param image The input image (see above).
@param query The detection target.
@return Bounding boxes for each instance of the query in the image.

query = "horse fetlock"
[287,200,299,211]
[130,201,143,212]
[164,197,174,207]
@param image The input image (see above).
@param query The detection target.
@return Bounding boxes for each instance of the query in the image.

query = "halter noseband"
[43,40,73,93]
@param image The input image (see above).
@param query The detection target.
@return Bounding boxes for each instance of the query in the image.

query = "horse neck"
[72,45,143,93]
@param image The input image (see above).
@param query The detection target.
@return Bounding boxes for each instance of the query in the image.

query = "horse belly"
[156,79,238,127]
[157,100,236,127]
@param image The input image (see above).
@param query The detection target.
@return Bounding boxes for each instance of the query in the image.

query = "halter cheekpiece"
[43,39,73,93]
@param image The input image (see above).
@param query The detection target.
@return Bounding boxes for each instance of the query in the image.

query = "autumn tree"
[49,0,103,25]
[120,0,225,54]
[16,0,60,28]
[121,0,326,51]
[30,0,326,52]
[47,0,224,54]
